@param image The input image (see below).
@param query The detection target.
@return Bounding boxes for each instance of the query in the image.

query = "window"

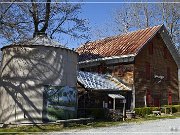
[146,62,150,80]
[167,67,170,81]
[146,90,151,107]
[148,42,153,55]
[98,64,106,74]
[118,65,124,77]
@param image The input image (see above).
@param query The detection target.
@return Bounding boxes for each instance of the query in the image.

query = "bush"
[86,108,106,119]
[134,105,180,117]
[106,109,123,121]
[134,107,159,117]
[173,105,180,112]
[163,105,180,113]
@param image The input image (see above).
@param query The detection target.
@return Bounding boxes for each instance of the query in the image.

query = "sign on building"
[44,86,77,121]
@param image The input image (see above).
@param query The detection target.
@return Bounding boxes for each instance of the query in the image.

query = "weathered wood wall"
[81,63,134,87]
[134,34,179,107]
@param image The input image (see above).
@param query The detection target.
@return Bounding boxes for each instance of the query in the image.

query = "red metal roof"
[76,25,162,61]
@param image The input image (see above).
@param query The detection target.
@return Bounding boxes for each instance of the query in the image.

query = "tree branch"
[50,15,68,38]
[0,0,15,20]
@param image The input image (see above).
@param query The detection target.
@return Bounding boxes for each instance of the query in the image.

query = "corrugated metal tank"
[0,35,78,123]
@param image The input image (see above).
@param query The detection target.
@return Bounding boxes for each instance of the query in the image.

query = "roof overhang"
[85,88,126,92]
[108,94,125,99]
[78,54,135,68]
[158,26,180,68]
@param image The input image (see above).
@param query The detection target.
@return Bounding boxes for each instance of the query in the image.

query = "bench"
[152,111,161,116]
[56,118,94,127]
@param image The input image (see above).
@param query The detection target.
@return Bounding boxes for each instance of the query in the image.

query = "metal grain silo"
[0,35,78,124]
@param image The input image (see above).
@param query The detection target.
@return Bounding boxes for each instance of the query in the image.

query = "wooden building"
[76,25,180,109]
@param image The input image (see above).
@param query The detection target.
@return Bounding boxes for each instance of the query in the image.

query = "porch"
[77,71,131,120]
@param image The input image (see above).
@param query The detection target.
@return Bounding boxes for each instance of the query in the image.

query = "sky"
[0,0,126,49]
[74,1,123,48]
[81,1,122,26]
[0,0,169,49]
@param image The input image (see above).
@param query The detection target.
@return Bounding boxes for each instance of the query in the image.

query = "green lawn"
[0,112,180,134]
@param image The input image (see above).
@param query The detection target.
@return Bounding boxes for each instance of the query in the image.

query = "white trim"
[79,54,136,64]
[79,54,135,68]
[108,94,125,99]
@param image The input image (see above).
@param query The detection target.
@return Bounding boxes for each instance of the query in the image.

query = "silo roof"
[13,35,68,48]
[1,35,73,51]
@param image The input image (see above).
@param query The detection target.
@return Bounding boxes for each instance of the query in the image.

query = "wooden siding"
[81,63,134,87]
[134,34,179,107]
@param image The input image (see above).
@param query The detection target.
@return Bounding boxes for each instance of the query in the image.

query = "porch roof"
[108,94,125,99]
[77,71,131,91]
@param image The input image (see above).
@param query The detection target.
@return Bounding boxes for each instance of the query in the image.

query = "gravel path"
[44,118,180,135]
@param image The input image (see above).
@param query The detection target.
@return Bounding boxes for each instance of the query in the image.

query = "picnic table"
[152,111,161,116]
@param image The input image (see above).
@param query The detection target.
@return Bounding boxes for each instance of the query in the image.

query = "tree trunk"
[39,0,51,34]
[31,0,39,37]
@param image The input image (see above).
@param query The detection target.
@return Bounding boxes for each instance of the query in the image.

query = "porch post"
[144,95,147,107]
[131,84,135,110]
[113,98,115,110]
[123,100,126,121]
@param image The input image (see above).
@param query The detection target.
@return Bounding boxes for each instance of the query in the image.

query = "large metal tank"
[0,35,78,123]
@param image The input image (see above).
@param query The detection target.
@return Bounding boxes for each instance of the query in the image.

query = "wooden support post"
[170,105,172,115]
[113,98,115,110]
[165,107,167,114]
[123,102,126,121]
[144,95,147,107]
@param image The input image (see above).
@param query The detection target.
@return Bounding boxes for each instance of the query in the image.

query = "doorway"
[154,98,160,107]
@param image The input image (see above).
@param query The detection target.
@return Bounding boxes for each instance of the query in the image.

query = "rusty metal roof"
[76,25,162,61]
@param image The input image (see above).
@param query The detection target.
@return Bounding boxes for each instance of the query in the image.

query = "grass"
[0,124,64,133]
[0,112,180,134]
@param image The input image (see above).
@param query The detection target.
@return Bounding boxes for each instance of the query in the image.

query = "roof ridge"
[117,24,162,37]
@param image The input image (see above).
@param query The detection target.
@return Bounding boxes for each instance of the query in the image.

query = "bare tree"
[113,2,180,48]
[160,2,180,47]
[114,4,132,33]
[0,0,89,43]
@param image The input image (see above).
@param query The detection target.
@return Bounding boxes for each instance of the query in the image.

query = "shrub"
[134,105,180,117]
[134,107,159,117]
[106,109,123,121]
[164,105,180,113]
[173,105,180,112]
[86,108,106,119]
